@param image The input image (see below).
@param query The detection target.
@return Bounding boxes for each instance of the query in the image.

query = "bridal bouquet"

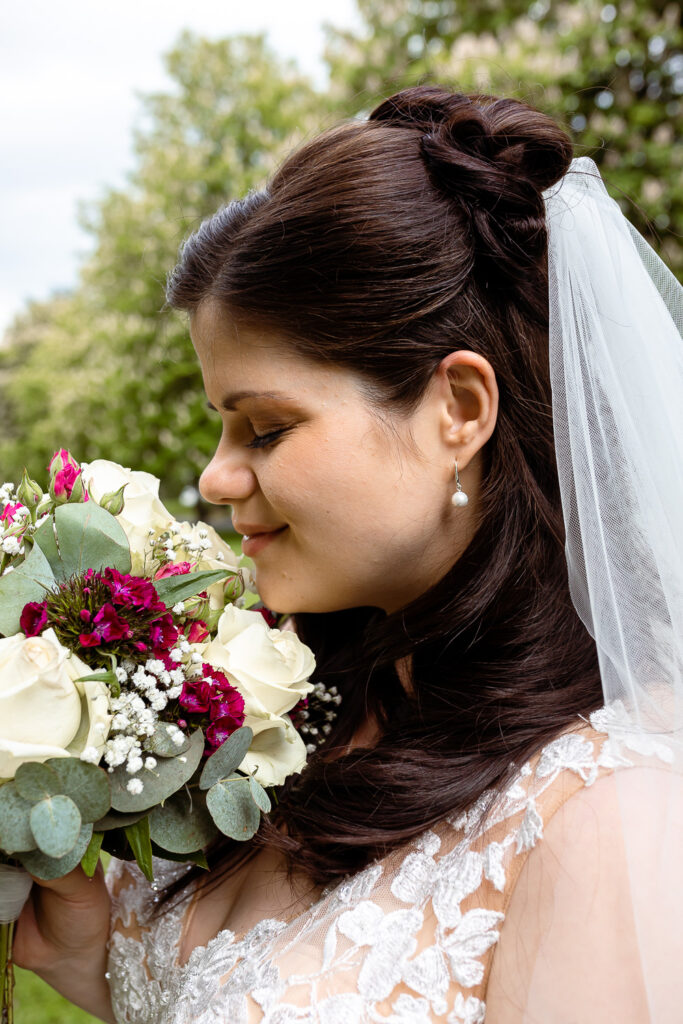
[0,450,329,1022]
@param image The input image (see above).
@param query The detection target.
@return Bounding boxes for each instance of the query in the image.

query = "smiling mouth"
[241,526,288,556]
[243,526,287,541]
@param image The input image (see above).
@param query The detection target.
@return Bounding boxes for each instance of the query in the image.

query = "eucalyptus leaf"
[109,729,204,812]
[248,776,272,814]
[80,830,104,877]
[94,808,149,831]
[206,775,260,841]
[19,823,93,880]
[145,722,191,758]
[150,844,209,870]
[153,569,232,609]
[0,782,36,853]
[199,727,254,791]
[125,817,154,882]
[30,795,82,858]
[33,502,131,581]
[46,758,111,822]
[14,762,61,804]
[148,789,217,854]
[0,541,55,636]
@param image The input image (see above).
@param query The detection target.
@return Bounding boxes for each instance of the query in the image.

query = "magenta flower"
[102,568,165,612]
[20,601,48,637]
[154,561,192,580]
[206,715,245,749]
[93,602,132,642]
[179,678,212,714]
[79,631,102,647]
[185,620,209,644]
[0,502,27,524]
[149,613,179,652]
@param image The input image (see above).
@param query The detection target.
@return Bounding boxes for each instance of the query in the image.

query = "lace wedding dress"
[106,704,670,1024]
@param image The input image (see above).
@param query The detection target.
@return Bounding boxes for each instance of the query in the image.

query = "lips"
[233,523,287,538]
[239,525,288,558]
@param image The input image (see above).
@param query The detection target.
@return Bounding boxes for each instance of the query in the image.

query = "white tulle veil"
[542,156,683,1020]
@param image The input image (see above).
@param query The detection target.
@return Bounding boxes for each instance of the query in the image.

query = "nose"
[198,448,257,506]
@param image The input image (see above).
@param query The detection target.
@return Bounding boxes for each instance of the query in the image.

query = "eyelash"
[245,426,290,449]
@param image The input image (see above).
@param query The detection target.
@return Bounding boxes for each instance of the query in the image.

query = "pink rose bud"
[48,448,79,476]
[154,561,193,580]
[49,463,85,503]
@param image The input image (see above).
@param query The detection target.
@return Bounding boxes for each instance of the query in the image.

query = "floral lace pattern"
[107,703,670,1023]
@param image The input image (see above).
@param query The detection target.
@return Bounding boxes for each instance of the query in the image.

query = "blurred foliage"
[0,33,321,501]
[14,967,99,1023]
[1,3,680,500]
[325,0,682,266]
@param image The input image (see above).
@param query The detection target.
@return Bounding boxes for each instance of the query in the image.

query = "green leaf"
[149,844,209,870]
[148,789,217,854]
[199,727,253,791]
[109,729,204,812]
[80,830,104,877]
[152,569,232,608]
[19,823,93,880]
[145,721,191,758]
[32,502,131,582]
[46,758,111,822]
[242,591,260,610]
[124,817,154,882]
[0,782,37,853]
[94,808,149,831]
[14,763,61,804]
[30,795,82,858]
[206,775,260,841]
[248,776,272,813]
[0,542,55,636]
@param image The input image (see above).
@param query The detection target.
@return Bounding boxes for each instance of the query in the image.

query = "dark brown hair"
[165,86,602,892]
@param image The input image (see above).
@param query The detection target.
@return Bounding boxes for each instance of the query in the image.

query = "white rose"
[201,605,315,785]
[239,715,308,788]
[204,605,314,718]
[81,460,174,573]
[174,521,250,609]
[0,628,112,779]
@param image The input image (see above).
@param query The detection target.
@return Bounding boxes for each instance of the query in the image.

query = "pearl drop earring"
[451,458,469,507]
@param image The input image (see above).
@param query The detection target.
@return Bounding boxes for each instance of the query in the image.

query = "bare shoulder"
[485,761,683,1022]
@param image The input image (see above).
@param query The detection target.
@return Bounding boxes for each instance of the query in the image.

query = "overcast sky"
[0,0,362,337]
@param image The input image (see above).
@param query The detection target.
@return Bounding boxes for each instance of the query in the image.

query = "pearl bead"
[452,490,469,507]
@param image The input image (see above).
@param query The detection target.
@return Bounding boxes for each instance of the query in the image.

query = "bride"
[14,86,683,1022]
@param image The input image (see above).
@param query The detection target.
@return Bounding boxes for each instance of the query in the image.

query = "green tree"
[0,32,320,498]
[325,0,682,274]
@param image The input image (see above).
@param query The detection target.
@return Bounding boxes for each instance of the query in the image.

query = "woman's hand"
[13,864,116,1024]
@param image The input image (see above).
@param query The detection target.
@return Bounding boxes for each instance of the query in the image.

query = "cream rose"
[0,628,112,779]
[173,521,252,610]
[80,460,174,573]
[239,715,308,788]
[201,605,315,785]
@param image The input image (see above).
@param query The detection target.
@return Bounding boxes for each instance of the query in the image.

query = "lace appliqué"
[107,704,668,1024]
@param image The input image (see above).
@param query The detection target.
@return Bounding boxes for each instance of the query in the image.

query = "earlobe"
[437,350,499,468]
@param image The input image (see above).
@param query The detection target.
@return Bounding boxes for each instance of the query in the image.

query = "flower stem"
[0,921,15,1024]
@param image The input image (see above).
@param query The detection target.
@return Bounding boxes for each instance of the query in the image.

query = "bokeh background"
[2,0,681,1018]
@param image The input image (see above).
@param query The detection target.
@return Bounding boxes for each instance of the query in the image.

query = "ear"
[434,351,499,469]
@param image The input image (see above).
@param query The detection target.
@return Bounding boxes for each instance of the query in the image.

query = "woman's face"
[191,300,478,615]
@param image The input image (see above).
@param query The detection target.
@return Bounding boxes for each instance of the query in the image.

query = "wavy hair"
[164,86,602,893]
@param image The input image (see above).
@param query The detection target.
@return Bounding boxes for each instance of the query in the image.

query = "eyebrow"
[206,389,295,412]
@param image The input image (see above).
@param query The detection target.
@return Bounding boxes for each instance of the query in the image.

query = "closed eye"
[245,426,292,449]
